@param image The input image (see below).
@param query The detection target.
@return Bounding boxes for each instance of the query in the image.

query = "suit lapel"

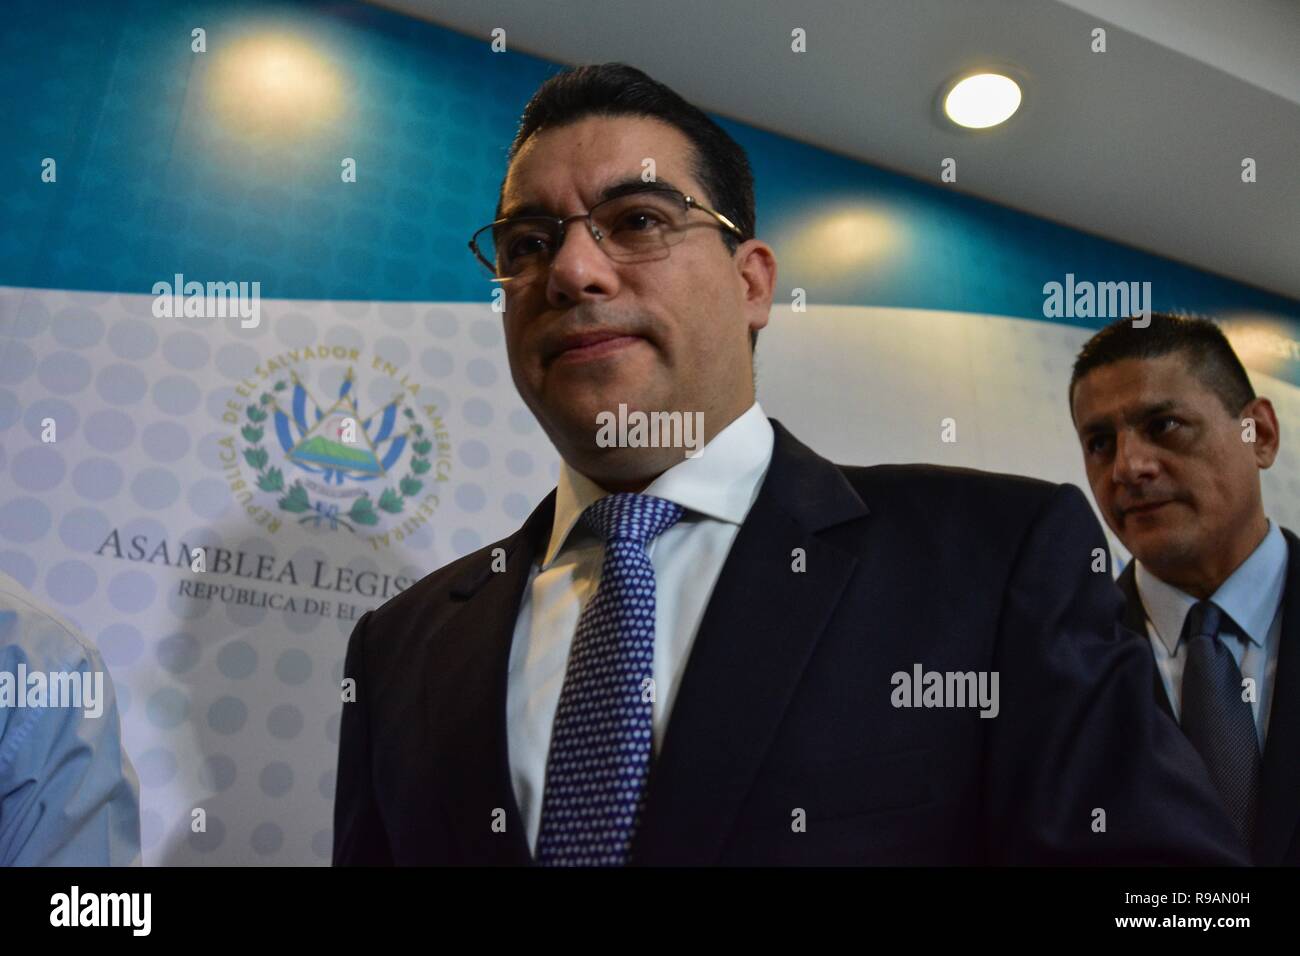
[630,420,870,865]
[426,491,555,866]
[1255,528,1300,864]
[1116,560,1174,721]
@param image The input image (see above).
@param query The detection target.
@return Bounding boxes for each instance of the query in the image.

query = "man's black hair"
[1069,312,1256,417]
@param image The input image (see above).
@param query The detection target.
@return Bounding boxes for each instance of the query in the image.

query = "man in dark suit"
[334,63,1245,865]
[1070,312,1297,864]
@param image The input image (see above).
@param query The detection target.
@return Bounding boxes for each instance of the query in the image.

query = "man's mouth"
[1122,500,1174,519]
[548,331,644,365]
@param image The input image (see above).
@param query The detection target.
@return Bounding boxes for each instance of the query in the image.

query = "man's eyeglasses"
[468,186,745,281]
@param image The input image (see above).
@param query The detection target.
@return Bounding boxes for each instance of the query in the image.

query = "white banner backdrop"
[2,286,1297,864]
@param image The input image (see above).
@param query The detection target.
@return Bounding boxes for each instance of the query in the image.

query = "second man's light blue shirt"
[1135,520,1288,749]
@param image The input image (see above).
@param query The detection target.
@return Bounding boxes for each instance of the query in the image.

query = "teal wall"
[3,0,1298,342]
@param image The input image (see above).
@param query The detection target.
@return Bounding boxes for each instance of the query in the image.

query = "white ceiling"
[369,0,1300,302]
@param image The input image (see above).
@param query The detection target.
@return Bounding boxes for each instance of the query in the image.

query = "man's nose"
[545,218,620,306]
[1112,431,1160,485]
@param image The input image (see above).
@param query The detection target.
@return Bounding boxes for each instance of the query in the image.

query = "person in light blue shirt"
[1070,312,1299,865]
[0,570,140,865]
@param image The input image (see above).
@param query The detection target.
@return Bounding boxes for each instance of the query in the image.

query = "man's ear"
[1241,396,1280,469]
[736,238,776,335]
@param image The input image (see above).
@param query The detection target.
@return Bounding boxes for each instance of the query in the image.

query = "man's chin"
[543,383,667,433]
[1124,525,1199,575]
[539,396,649,454]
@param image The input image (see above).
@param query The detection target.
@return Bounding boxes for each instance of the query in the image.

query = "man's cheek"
[1085,470,1107,501]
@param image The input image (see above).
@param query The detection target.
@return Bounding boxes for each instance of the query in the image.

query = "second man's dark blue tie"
[1179,599,1261,845]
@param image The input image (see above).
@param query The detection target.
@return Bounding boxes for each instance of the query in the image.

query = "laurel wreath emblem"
[240,378,434,530]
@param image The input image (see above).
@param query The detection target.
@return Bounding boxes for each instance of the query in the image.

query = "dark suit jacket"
[1116,532,1300,865]
[334,420,1247,865]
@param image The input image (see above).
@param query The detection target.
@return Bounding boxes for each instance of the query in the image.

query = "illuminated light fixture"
[207,32,344,142]
[1219,312,1300,381]
[784,205,905,282]
[942,72,1022,129]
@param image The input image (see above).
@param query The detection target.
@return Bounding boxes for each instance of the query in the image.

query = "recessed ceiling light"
[943,73,1022,129]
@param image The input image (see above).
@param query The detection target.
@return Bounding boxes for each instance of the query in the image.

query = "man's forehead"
[501,115,698,211]
[1079,354,1200,399]
[1073,356,1201,425]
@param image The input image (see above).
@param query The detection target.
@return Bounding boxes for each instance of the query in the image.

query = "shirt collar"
[1135,519,1288,654]
[540,401,775,569]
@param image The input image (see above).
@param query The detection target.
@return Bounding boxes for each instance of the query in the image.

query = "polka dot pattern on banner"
[3,283,560,864]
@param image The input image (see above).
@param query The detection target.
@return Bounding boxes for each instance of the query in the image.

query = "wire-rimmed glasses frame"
[467,186,746,282]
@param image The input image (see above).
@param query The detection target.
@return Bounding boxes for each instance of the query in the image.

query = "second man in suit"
[1070,312,1298,864]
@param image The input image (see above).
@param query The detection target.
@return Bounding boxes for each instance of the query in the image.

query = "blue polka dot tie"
[535,492,684,866]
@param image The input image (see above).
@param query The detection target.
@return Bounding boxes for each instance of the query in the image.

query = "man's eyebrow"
[598,175,684,202]
[1124,400,1179,425]
[1078,399,1181,437]
[498,176,686,221]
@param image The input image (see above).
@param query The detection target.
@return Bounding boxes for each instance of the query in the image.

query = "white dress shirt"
[505,401,775,854]
[1134,519,1288,748]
